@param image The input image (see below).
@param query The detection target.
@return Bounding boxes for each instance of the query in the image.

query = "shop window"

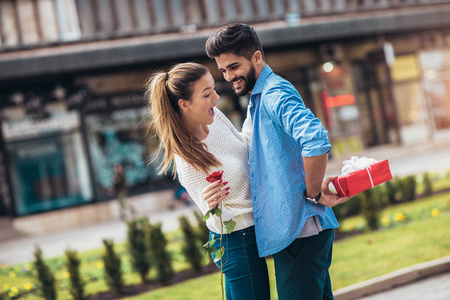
[85,107,174,200]
[420,50,450,135]
[7,131,92,216]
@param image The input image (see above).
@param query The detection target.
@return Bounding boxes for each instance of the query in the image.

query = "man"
[113,163,135,220]
[206,23,351,299]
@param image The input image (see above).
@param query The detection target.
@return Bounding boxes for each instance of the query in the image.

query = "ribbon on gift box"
[335,156,378,196]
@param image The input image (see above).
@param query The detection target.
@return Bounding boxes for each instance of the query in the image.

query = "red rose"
[206,170,223,183]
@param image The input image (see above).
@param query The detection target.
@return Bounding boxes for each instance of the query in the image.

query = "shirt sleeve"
[264,83,331,157]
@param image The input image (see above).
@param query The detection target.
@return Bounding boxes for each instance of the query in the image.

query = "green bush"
[361,187,382,231]
[127,218,151,283]
[33,246,57,300]
[422,172,433,197]
[65,249,87,300]
[334,193,363,221]
[179,216,203,272]
[385,177,398,204]
[400,175,417,202]
[102,239,124,294]
[146,223,174,284]
[193,210,210,244]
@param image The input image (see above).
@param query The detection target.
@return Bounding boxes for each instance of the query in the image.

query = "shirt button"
[251,173,254,178]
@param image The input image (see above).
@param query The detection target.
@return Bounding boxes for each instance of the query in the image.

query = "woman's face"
[179,72,220,126]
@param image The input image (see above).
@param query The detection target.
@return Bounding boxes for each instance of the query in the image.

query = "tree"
[33,246,57,300]
[65,249,87,300]
[146,223,174,284]
[179,216,203,272]
[102,239,124,294]
[127,218,151,282]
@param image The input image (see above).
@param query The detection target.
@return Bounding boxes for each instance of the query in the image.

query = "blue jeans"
[272,229,335,300]
[209,226,270,300]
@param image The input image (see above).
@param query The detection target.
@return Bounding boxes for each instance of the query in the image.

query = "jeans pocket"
[210,234,229,268]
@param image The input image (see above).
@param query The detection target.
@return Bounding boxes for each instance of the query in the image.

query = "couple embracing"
[146,23,351,300]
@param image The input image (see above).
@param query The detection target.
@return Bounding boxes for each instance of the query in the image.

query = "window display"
[85,107,174,200]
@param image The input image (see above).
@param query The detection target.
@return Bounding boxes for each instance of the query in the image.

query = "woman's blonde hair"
[145,62,221,175]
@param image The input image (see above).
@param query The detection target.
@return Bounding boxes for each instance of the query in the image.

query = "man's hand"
[317,176,352,208]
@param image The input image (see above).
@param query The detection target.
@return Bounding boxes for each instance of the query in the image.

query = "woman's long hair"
[145,62,221,175]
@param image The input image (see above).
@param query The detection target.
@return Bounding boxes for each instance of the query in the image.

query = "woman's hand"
[202,180,229,209]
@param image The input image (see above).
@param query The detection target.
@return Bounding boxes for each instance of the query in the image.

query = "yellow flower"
[96,261,104,269]
[63,271,70,278]
[24,283,33,291]
[3,283,10,291]
[9,286,19,296]
[431,208,439,218]
[24,264,31,271]
[394,213,406,222]
[9,271,17,278]
[381,216,390,226]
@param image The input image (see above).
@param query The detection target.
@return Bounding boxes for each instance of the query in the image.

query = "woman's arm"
[239,105,252,146]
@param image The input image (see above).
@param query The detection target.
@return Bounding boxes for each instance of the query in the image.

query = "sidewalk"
[0,206,198,265]
[335,256,450,300]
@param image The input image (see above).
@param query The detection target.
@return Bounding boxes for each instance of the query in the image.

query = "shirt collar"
[251,65,273,97]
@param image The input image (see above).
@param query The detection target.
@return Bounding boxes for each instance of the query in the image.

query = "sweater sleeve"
[239,105,252,146]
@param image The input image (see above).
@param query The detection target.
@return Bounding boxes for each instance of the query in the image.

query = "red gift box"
[332,159,393,197]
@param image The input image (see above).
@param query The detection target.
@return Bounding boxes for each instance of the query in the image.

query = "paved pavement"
[0,206,198,265]
[360,272,450,300]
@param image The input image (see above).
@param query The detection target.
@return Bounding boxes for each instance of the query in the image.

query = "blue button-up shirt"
[249,65,339,257]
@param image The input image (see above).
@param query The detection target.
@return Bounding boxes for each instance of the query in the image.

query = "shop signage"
[2,112,79,141]
[85,92,145,114]
[390,55,421,82]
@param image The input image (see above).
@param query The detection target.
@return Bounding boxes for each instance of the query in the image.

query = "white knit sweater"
[175,108,254,234]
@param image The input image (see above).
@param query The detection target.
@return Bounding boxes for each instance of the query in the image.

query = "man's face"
[215,53,257,96]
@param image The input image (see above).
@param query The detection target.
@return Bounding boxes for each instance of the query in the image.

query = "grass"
[2,191,449,299]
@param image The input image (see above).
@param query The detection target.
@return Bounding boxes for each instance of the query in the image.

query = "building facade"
[1,0,450,219]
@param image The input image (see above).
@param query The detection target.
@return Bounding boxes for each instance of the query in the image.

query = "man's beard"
[231,64,256,96]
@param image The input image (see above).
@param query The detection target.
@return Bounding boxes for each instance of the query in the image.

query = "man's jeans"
[273,229,335,300]
[210,226,270,300]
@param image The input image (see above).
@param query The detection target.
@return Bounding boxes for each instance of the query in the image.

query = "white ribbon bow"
[340,156,378,190]
[342,156,378,175]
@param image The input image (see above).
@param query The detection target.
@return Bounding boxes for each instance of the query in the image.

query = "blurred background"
[0,0,450,234]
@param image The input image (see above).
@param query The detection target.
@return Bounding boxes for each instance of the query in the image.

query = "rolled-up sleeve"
[265,85,331,157]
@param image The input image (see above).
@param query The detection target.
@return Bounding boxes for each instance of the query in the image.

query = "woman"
[145,62,270,299]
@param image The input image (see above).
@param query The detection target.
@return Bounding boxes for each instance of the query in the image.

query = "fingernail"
[225,187,230,190]
[223,181,228,185]
[225,192,229,195]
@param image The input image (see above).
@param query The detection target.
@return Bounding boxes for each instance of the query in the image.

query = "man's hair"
[206,23,264,61]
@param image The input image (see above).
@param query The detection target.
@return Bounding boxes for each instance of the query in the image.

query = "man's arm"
[303,154,328,198]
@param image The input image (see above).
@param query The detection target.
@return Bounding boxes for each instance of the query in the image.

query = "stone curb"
[334,256,450,300]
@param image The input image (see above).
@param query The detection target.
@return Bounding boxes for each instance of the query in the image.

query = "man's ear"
[252,51,263,66]
[178,99,190,112]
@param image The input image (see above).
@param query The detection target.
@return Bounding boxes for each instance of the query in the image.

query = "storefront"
[0,82,178,217]
[420,49,450,140]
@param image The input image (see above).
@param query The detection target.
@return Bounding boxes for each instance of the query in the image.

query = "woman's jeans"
[209,226,270,300]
